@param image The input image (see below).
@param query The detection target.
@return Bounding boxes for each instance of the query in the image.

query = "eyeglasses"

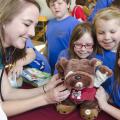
[74,43,94,49]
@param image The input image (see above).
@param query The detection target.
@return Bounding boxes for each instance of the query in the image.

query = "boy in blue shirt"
[46,0,79,72]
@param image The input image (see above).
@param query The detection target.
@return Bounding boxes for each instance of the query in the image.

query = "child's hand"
[95,86,109,110]
[9,62,23,77]
[8,61,24,87]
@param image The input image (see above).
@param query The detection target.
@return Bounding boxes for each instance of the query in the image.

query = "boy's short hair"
[93,7,120,28]
[46,0,70,7]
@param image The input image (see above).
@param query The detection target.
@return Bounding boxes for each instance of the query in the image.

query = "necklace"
[4,47,16,73]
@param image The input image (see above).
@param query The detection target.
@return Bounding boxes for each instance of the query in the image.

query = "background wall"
[37,0,54,19]
[70,0,76,10]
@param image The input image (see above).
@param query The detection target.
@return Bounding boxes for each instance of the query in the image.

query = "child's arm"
[9,48,36,76]
[95,86,120,120]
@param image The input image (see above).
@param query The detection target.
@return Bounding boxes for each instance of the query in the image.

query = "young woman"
[0,0,70,119]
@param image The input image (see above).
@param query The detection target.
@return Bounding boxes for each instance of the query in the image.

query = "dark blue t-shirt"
[88,0,113,22]
[96,50,116,71]
[26,39,51,73]
[103,75,120,107]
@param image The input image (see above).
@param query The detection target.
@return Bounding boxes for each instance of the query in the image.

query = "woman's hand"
[44,74,64,92]
[95,86,109,110]
[45,84,70,104]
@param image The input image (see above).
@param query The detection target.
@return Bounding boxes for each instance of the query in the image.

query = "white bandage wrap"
[8,74,20,88]
[65,71,74,80]
[94,70,108,87]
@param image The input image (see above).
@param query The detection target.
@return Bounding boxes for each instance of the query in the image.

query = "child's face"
[49,0,70,20]
[96,19,120,51]
[74,32,94,59]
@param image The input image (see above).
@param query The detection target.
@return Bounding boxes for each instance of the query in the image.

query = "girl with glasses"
[54,22,96,73]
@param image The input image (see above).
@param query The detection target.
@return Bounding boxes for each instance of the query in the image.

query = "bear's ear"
[89,58,102,67]
[55,57,68,79]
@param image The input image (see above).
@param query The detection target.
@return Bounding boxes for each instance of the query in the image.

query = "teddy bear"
[55,58,113,120]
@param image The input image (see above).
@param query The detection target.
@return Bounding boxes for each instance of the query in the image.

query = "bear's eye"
[75,76,81,80]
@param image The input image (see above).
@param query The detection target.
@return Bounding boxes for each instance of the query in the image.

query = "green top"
[0,50,3,69]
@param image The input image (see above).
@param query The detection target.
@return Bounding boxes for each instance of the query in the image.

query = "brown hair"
[69,22,96,59]
[114,42,120,85]
[75,0,86,6]
[112,0,120,8]
[112,42,120,96]
[0,0,41,68]
[46,0,70,7]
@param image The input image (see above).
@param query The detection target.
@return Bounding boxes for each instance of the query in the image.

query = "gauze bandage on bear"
[94,70,109,88]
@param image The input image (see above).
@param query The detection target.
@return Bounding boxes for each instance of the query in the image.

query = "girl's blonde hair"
[93,7,120,29]
[93,7,120,54]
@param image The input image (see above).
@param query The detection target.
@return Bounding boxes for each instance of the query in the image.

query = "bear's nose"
[75,76,81,80]
[75,82,83,88]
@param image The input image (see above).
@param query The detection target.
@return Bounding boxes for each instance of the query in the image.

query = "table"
[9,81,116,120]
[9,104,116,120]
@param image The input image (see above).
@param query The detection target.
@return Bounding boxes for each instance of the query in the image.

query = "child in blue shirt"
[54,22,96,73]
[92,8,120,119]
[95,42,120,119]
[93,7,120,70]
[46,0,79,72]
[92,7,120,90]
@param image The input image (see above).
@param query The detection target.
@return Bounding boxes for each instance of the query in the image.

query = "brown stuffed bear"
[56,58,112,120]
